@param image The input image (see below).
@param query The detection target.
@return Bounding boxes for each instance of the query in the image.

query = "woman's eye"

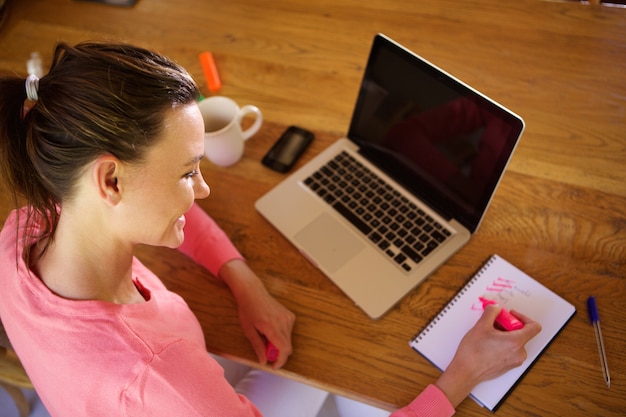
[184,170,199,178]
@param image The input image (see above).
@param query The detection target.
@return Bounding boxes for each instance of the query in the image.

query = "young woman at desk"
[0,42,540,417]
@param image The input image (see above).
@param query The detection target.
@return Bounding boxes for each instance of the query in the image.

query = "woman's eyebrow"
[185,154,205,166]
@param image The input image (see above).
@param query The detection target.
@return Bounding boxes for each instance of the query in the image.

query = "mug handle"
[238,105,263,140]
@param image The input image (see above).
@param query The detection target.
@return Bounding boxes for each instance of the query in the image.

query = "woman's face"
[117,102,210,249]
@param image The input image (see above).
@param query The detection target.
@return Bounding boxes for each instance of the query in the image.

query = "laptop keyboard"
[303,151,451,273]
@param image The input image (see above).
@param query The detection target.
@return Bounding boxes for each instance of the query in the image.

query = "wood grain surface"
[0,0,624,415]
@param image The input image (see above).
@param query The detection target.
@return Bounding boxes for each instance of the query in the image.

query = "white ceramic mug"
[198,96,263,167]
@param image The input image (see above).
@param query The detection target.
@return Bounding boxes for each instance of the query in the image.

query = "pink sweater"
[0,204,454,417]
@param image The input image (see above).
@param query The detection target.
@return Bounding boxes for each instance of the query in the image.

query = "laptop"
[255,34,524,319]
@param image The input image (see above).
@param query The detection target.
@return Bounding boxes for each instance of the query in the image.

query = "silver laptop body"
[256,34,524,319]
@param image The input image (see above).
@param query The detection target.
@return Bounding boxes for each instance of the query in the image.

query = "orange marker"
[199,51,222,93]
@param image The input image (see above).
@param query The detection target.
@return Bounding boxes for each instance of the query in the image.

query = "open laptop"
[255,34,524,319]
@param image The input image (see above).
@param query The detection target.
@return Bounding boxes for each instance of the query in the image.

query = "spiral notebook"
[409,254,576,412]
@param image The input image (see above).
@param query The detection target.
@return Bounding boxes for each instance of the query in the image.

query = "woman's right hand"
[434,305,542,407]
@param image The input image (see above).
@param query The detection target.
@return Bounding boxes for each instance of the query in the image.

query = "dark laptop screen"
[348,34,524,233]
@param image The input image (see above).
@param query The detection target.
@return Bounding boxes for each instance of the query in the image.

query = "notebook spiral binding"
[412,255,497,342]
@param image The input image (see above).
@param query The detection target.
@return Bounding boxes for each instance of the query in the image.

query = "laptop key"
[421,246,435,257]
[394,253,407,264]
[431,230,446,242]
[332,201,372,235]
[401,245,423,263]
[369,232,382,243]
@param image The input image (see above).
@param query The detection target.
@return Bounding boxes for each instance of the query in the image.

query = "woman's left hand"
[218,259,296,369]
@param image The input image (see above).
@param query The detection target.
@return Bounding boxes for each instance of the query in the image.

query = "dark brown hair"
[0,41,200,258]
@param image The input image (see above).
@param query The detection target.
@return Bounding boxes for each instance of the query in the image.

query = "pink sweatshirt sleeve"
[177,203,244,277]
[390,385,455,417]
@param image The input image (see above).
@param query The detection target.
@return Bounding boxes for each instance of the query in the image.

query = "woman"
[0,41,540,417]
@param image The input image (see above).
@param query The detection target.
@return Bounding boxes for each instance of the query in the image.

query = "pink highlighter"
[266,342,279,362]
[479,297,524,331]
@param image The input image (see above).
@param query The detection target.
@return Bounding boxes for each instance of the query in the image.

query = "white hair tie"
[25,74,40,101]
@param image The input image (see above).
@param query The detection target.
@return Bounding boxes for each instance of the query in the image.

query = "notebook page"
[409,254,576,411]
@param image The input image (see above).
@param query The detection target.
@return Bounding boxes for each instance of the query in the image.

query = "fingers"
[481,305,541,338]
[242,326,269,364]
[509,309,542,338]
[509,309,535,325]
[242,319,293,369]
[260,333,293,369]
[491,308,542,368]
[260,313,295,368]
[508,309,530,323]
[478,304,503,328]
[447,305,543,389]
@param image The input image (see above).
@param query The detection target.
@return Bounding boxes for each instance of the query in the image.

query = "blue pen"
[587,296,610,388]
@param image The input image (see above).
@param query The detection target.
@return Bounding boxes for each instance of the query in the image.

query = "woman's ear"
[93,155,122,205]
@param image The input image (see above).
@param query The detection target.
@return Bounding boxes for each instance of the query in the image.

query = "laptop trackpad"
[294,213,364,273]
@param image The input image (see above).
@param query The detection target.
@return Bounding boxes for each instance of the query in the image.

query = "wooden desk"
[0,1,624,415]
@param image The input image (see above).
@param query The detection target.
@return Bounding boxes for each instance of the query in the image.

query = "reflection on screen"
[348,37,522,231]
